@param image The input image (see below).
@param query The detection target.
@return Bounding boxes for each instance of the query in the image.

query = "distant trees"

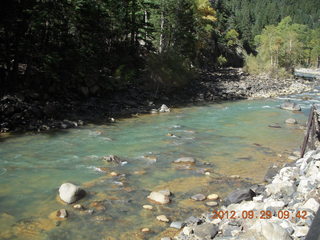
[216,0,320,52]
[244,17,320,77]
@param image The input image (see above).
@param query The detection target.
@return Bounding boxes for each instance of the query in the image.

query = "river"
[0,89,319,239]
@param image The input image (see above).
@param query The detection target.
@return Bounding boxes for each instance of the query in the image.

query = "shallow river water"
[1,89,320,239]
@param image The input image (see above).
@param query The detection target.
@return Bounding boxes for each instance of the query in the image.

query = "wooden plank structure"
[300,104,320,157]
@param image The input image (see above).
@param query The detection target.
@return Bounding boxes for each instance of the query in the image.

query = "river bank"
[0,68,316,133]
[174,147,320,240]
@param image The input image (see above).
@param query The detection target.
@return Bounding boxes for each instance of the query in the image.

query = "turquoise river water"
[1,89,320,239]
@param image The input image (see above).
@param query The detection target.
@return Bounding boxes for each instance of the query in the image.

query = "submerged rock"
[280,102,301,111]
[157,215,170,222]
[147,191,170,204]
[59,183,86,204]
[173,157,196,164]
[102,155,123,164]
[285,118,298,124]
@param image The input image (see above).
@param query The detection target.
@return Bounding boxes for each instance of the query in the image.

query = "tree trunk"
[159,11,164,53]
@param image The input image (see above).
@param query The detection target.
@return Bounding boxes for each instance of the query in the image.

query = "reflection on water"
[0,92,317,239]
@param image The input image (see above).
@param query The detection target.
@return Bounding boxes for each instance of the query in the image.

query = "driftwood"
[301,105,319,157]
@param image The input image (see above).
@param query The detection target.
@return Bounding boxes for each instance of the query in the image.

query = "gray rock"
[193,223,218,239]
[59,183,86,204]
[174,157,196,164]
[185,216,201,225]
[170,221,185,229]
[264,165,280,183]
[280,101,301,111]
[251,221,291,240]
[161,238,171,240]
[226,188,256,204]
[191,193,206,201]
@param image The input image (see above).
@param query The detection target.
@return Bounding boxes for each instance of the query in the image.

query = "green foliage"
[217,55,227,67]
[145,50,195,93]
[244,17,320,78]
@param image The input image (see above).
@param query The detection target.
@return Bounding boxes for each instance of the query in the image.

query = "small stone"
[56,209,68,218]
[173,157,196,164]
[205,172,211,175]
[143,205,153,210]
[141,228,150,232]
[157,215,170,222]
[110,172,119,176]
[207,194,219,200]
[147,191,170,204]
[170,221,184,229]
[285,118,297,124]
[73,204,84,210]
[161,238,171,240]
[191,194,206,201]
[230,175,240,178]
[205,201,218,207]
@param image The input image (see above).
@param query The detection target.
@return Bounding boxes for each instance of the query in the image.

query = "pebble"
[205,201,218,207]
[207,194,219,200]
[161,238,171,240]
[56,209,68,218]
[73,204,84,210]
[142,205,153,210]
[141,228,150,232]
[110,172,119,176]
[191,194,206,201]
[157,215,170,222]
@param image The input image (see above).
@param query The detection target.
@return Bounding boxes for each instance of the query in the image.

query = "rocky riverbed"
[0,68,316,133]
[173,148,320,240]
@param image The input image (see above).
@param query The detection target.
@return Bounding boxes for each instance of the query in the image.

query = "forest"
[1,0,320,98]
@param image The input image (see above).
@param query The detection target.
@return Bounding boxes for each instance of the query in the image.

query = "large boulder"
[280,102,301,111]
[250,221,291,240]
[226,188,256,204]
[59,183,86,204]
